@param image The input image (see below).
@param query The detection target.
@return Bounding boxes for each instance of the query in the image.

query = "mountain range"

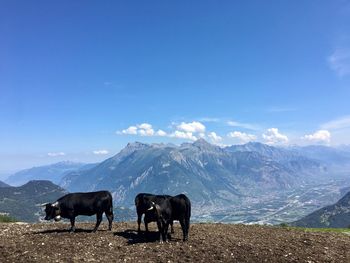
[59,140,343,214]
[4,139,350,224]
[5,161,89,186]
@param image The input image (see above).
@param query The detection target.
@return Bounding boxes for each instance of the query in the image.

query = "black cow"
[44,191,114,232]
[134,193,174,234]
[144,196,172,242]
[144,194,191,242]
[169,194,191,241]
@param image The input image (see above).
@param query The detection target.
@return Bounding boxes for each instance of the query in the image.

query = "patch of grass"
[278,225,350,234]
[0,214,17,223]
[302,227,350,233]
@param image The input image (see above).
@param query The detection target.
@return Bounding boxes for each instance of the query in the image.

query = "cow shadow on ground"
[114,229,160,244]
[114,229,182,244]
[33,228,108,234]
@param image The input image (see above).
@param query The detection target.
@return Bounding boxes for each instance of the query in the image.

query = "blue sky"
[1,0,350,173]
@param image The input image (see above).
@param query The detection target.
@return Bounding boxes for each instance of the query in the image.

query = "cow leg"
[144,218,149,233]
[156,221,164,243]
[179,218,187,241]
[69,217,76,233]
[185,217,190,241]
[105,211,114,231]
[93,212,103,232]
[164,222,170,242]
[137,212,142,234]
[170,220,174,234]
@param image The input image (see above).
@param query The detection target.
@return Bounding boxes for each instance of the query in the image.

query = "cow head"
[44,201,61,221]
[147,201,156,211]
[146,201,161,217]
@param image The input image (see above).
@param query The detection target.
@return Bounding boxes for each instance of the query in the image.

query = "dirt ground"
[0,222,350,263]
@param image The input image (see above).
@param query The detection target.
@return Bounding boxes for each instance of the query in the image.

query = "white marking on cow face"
[51,201,59,207]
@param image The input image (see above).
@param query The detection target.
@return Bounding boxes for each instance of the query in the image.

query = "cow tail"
[108,192,113,214]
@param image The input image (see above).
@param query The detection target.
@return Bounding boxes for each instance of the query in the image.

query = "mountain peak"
[23,180,58,188]
[126,141,150,149]
[110,141,150,162]
[193,138,211,147]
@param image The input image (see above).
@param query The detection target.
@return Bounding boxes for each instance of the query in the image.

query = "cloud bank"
[262,128,288,145]
[303,130,331,144]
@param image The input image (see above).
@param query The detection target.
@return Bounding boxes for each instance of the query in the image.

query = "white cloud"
[177,121,206,133]
[227,120,259,131]
[137,123,154,136]
[47,152,65,157]
[121,126,138,135]
[119,123,156,137]
[156,130,167,136]
[170,131,197,141]
[199,133,206,138]
[208,132,222,143]
[303,130,331,143]
[198,117,220,123]
[262,128,289,145]
[138,123,152,130]
[321,115,350,130]
[227,131,257,143]
[93,150,109,155]
[328,48,350,76]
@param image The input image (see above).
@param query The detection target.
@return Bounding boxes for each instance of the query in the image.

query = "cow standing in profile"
[144,193,191,242]
[43,191,114,232]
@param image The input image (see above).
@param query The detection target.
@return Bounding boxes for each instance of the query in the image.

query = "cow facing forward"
[134,193,174,234]
[44,191,114,232]
[144,194,191,242]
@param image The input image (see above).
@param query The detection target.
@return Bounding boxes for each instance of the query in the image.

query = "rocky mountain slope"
[0,181,9,187]
[292,190,350,228]
[0,180,67,222]
[61,139,324,211]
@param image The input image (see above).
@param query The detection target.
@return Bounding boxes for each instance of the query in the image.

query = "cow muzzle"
[54,215,61,221]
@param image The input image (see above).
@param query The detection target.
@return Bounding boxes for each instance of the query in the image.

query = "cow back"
[169,194,191,220]
[58,191,113,217]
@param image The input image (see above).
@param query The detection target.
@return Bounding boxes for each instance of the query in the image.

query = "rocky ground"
[0,222,350,262]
